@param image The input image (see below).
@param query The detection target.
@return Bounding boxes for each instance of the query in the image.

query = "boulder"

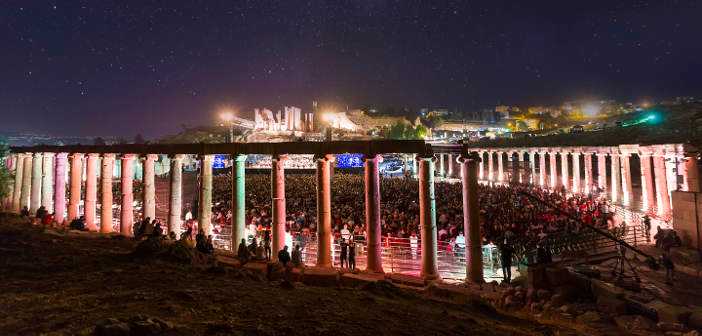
[577,311,602,324]
[614,315,658,334]
[657,322,687,332]
[536,289,552,301]
[560,304,577,315]
[550,293,565,307]
[545,267,572,287]
[596,295,628,315]
[646,300,693,324]
[94,318,130,336]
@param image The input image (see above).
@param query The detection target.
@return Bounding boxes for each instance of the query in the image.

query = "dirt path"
[0,214,574,336]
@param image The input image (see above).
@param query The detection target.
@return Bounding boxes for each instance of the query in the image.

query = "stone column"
[12,154,24,213]
[639,149,656,211]
[516,151,525,183]
[447,154,454,178]
[418,155,439,280]
[364,154,383,273]
[572,152,581,193]
[610,151,620,203]
[597,152,608,191]
[497,151,504,182]
[560,151,570,191]
[549,151,558,189]
[316,154,334,267]
[538,151,547,187]
[100,153,115,233]
[168,154,184,236]
[459,152,482,283]
[31,153,43,214]
[487,151,494,181]
[54,153,68,224]
[41,152,55,214]
[438,153,446,177]
[412,155,418,178]
[620,152,633,206]
[142,154,157,221]
[478,151,485,180]
[653,151,671,216]
[21,154,32,212]
[85,153,99,231]
[198,155,214,236]
[683,154,701,192]
[529,151,537,185]
[231,154,247,252]
[120,154,135,236]
[583,153,593,193]
[271,154,287,257]
[68,153,83,221]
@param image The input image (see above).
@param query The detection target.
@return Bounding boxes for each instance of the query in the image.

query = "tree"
[0,140,12,200]
[384,121,428,140]
[133,133,146,144]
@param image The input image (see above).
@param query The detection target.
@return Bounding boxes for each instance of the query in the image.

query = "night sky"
[1,1,701,138]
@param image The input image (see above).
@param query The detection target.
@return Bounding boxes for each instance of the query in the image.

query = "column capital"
[43,152,56,158]
[33,152,43,158]
[169,153,185,161]
[272,154,289,162]
[458,151,481,163]
[141,153,159,161]
[87,152,100,159]
[233,153,248,162]
[71,152,84,159]
[571,151,581,157]
[56,152,69,159]
[363,153,382,162]
[102,153,116,160]
[121,153,137,160]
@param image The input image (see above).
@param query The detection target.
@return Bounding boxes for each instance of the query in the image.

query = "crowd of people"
[205,172,616,265]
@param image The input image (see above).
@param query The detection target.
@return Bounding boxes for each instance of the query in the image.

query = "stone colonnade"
[471,144,696,217]
[5,145,485,283]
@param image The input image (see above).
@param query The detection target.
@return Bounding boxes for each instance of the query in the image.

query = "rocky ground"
[0,214,575,336]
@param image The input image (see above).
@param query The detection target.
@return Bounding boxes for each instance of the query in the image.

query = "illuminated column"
[30,153,43,214]
[487,151,494,181]
[85,153,99,231]
[560,150,569,191]
[67,153,83,221]
[459,152,482,283]
[583,152,593,193]
[597,152,608,191]
[142,154,157,221]
[231,154,247,252]
[497,151,504,182]
[120,154,135,236]
[198,154,214,236]
[620,151,633,206]
[653,149,671,216]
[168,154,184,236]
[571,151,581,193]
[538,151,546,187]
[438,153,446,177]
[315,154,333,267]
[639,148,656,211]
[549,151,558,189]
[478,151,485,180]
[364,154,383,273]
[12,154,24,213]
[447,154,454,178]
[20,154,32,212]
[529,151,536,185]
[271,154,287,257]
[100,153,115,233]
[610,151,620,203]
[517,151,525,183]
[53,153,68,225]
[41,152,55,214]
[682,151,701,192]
[412,155,418,178]
[418,155,439,280]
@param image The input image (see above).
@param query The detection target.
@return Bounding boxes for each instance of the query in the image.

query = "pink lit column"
[41,153,55,214]
[620,152,633,206]
[478,151,485,180]
[30,153,43,214]
[460,152,482,283]
[418,155,439,280]
[142,154,157,221]
[198,155,213,235]
[538,151,546,187]
[20,154,32,212]
[528,151,536,185]
[316,154,334,267]
[639,148,656,211]
[583,152,593,193]
[85,153,99,231]
[100,153,115,233]
[549,151,558,189]
[68,153,83,221]
[364,154,383,273]
[682,152,701,192]
[610,151,620,203]
[168,154,184,236]
[571,152,581,193]
[487,151,494,181]
[497,151,504,182]
[653,150,671,216]
[271,154,287,257]
[12,154,25,213]
[120,154,135,236]
[53,153,68,225]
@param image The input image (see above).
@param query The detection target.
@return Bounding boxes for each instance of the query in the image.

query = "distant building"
[253,106,313,132]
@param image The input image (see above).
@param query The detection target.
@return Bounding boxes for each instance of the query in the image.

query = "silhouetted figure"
[348,240,356,271]
[237,238,249,264]
[69,216,86,231]
[291,245,303,267]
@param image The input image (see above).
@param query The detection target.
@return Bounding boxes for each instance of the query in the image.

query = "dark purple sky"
[1,0,701,138]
